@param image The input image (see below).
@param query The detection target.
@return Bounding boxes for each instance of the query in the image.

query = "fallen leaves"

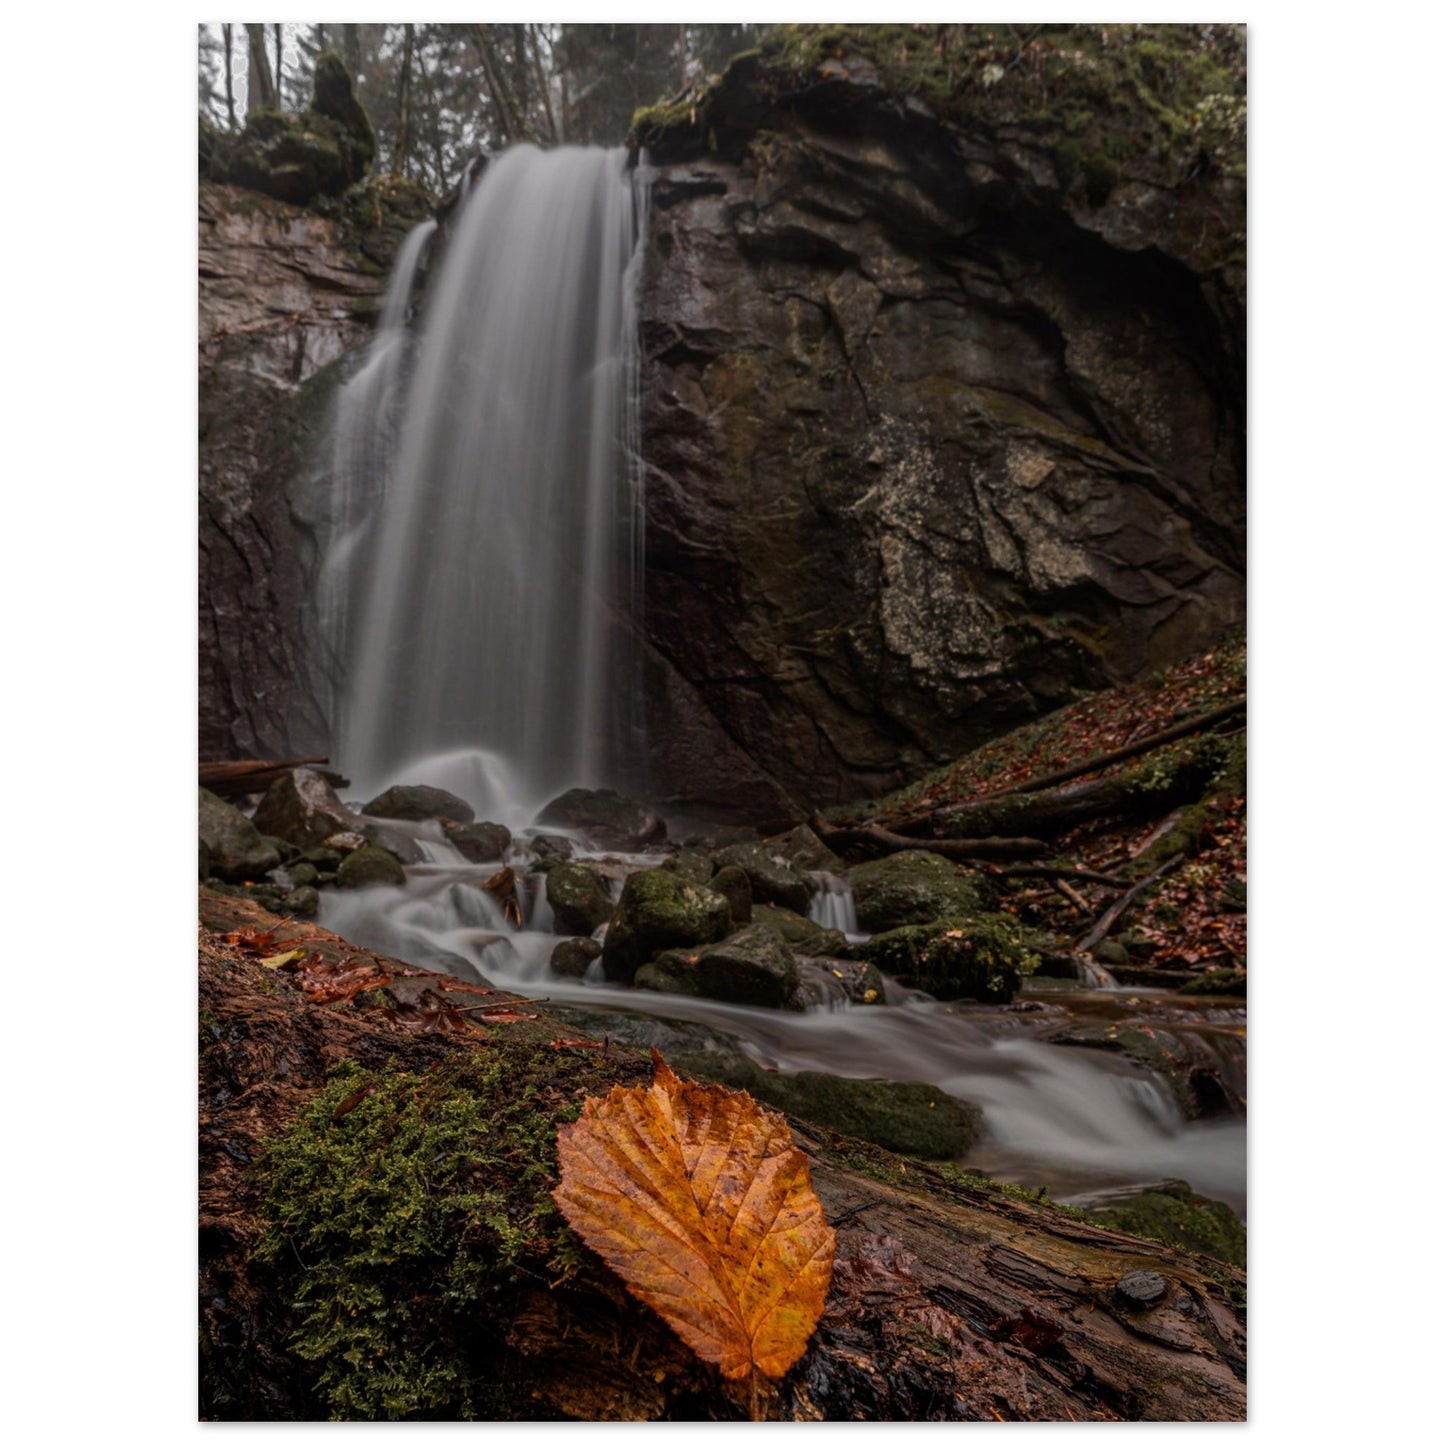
[552,1051,835,1410]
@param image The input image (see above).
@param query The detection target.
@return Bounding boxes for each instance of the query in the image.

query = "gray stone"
[337,844,406,889]
[198,787,281,882]
[549,937,602,979]
[362,784,474,825]
[1114,1271,1170,1309]
[546,862,615,937]
[252,769,361,851]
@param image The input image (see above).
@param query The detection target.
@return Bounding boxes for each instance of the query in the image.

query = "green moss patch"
[1083,1181,1246,1268]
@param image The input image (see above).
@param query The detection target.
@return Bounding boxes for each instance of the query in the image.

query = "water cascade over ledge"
[329,145,650,824]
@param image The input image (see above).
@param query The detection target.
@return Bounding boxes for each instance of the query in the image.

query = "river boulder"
[362,784,475,825]
[713,838,812,913]
[748,902,848,957]
[694,924,801,1010]
[198,787,281,882]
[535,787,666,850]
[545,862,615,937]
[600,868,731,983]
[444,820,512,862]
[549,937,602,979]
[847,850,994,932]
[863,915,1038,1003]
[253,768,361,851]
[337,844,406,890]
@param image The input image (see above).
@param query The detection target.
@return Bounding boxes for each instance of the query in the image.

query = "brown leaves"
[553,1051,835,1398]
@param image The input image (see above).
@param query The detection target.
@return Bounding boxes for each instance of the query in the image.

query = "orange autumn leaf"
[552,1050,835,1390]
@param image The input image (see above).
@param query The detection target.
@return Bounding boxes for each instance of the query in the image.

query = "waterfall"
[329,145,649,825]
[314,216,436,693]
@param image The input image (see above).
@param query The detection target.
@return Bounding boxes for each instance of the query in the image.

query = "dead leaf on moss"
[552,1050,835,1409]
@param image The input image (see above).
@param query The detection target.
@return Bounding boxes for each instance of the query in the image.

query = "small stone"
[1114,1271,1169,1308]
[337,844,406,890]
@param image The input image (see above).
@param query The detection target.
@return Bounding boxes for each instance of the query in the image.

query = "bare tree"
[246,24,277,112]
[273,24,283,105]
[222,24,237,129]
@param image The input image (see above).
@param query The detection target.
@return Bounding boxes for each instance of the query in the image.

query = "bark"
[222,24,237,129]
[198,894,1246,1422]
[199,758,346,800]
[245,24,277,112]
[394,24,414,176]
[811,817,1048,862]
[1073,856,1184,957]
[273,24,283,105]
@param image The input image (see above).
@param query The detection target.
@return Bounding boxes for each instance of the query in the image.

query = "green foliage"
[256,1050,602,1420]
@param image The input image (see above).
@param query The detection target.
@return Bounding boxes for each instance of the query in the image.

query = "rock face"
[198,175,433,763]
[635,40,1246,812]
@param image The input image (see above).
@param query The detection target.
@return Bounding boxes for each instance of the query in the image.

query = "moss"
[255,1045,646,1420]
[863,914,1040,1003]
[1082,150,1119,205]
[674,1053,982,1160]
[1083,1181,1245,1268]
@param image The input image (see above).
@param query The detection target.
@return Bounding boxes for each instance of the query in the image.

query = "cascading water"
[330,145,649,824]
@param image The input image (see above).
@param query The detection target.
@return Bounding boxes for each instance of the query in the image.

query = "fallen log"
[199,757,350,799]
[884,697,1245,834]
[810,816,1048,861]
[1073,855,1185,957]
[199,897,1245,1422]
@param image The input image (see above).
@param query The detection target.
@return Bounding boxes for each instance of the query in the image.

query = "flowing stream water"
[312,142,1245,1221]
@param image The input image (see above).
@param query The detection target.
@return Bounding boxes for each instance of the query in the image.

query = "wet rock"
[633,949,705,998]
[252,769,360,851]
[657,849,716,887]
[322,831,369,854]
[1182,967,1247,997]
[1090,939,1130,969]
[549,937,602,979]
[357,822,424,866]
[713,839,812,913]
[862,915,1038,1004]
[761,825,845,874]
[847,851,993,932]
[671,1052,983,1159]
[797,956,885,1006]
[748,903,848,957]
[535,787,666,850]
[362,784,475,825]
[546,862,615,937]
[445,820,512,863]
[530,833,575,862]
[284,885,320,918]
[710,865,754,924]
[337,844,406,890]
[694,924,801,1010]
[1114,1271,1169,1309]
[287,862,319,889]
[298,846,344,871]
[199,838,212,881]
[198,787,281,882]
[601,868,732,983]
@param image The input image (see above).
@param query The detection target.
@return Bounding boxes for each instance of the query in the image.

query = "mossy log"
[199,894,1245,1422]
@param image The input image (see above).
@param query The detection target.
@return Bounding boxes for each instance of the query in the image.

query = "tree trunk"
[394,24,414,177]
[273,23,283,106]
[221,25,238,129]
[245,24,276,112]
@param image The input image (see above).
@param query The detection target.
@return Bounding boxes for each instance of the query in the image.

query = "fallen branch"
[811,817,1048,861]
[200,757,350,799]
[991,865,1128,889]
[1072,856,1184,957]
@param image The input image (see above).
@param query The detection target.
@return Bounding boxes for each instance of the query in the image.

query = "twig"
[450,997,550,1014]
[1073,856,1184,956]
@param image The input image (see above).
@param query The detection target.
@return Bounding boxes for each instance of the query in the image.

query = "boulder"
[252,769,360,851]
[846,850,993,932]
[670,1053,983,1160]
[748,902,848,957]
[796,957,886,1007]
[445,820,512,863]
[633,950,706,998]
[862,915,1038,1004]
[545,862,615,937]
[284,885,320,918]
[336,844,406,890]
[657,849,716,887]
[549,937,602,979]
[760,825,845,874]
[198,787,281,882]
[529,833,575,863]
[601,869,731,983]
[535,787,666,850]
[362,785,475,825]
[710,865,753,924]
[359,822,425,865]
[713,839,812,914]
[694,924,801,1010]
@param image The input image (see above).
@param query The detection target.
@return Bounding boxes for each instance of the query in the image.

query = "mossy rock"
[545,862,615,937]
[1083,1181,1245,1268]
[337,844,406,890]
[600,869,731,983]
[657,849,715,887]
[633,949,705,998]
[671,1052,983,1161]
[846,850,993,932]
[198,787,281,882]
[713,838,812,914]
[548,937,601,979]
[1180,967,1247,998]
[862,914,1038,1003]
[748,903,848,957]
[710,864,753,924]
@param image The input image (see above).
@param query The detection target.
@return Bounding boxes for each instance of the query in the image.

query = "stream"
[316,819,1247,1221]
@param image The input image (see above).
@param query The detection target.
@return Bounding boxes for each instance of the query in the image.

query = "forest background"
[0,4,1438,1439]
